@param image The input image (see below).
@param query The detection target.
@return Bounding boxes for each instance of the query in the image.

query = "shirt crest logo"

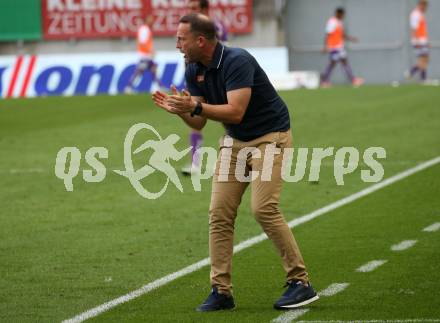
[196,74,204,82]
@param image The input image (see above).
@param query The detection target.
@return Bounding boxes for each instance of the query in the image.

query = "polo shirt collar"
[206,42,225,70]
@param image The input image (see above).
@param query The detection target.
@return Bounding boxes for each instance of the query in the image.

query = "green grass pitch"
[0,85,439,322]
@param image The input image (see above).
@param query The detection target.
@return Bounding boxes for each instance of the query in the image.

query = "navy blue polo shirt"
[185,43,290,142]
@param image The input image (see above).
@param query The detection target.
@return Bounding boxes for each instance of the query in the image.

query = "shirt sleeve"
[326,18,337,33]
[224,56,254,92]
[185,67,204,97]
[410,11,420,30]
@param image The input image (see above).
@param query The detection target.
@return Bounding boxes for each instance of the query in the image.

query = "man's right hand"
[167,86,197,115]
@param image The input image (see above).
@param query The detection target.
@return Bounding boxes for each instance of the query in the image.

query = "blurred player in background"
[182,0,229,175]
[188,0,229,43]
[125,15,164,94]
[406,0,430,82]
[320,7,363,88]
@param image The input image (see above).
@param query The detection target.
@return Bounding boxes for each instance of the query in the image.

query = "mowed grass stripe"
[64,157,440,323]
[87,164,440,323]
[1,86,439,322]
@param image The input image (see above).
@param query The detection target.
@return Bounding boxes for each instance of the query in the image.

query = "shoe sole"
[196,305,235,312]
[275,295,320,309]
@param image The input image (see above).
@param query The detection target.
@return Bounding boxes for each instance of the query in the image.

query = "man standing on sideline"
[125,16,164,94]
[182,0,229,176]
[152,13,318,311]
[321,7,363,87]
[406,0,430,82]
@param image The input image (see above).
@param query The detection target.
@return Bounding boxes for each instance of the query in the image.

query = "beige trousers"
[209,130,308,296]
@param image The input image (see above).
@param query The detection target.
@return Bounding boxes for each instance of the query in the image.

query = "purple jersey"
[214,19,228,42]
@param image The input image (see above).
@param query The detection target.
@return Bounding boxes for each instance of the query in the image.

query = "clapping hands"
[152,85,195,115]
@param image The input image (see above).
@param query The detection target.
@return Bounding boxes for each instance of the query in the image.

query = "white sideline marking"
[62,257,210,323]
[423,222,440,232]
[391,240,417,251]
[318,283,349,297]
[356,260,388,273]
[272,282,349,323]
[272,309,310,323]
[296,320,440,323]
[62,156,440,323]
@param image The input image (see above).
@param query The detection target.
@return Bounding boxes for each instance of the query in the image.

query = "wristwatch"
[191,101,203,117]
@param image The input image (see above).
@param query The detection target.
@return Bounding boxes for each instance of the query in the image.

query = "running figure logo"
[115,123,191,199]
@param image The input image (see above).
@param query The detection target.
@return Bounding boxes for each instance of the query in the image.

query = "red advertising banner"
[42,0,253,40]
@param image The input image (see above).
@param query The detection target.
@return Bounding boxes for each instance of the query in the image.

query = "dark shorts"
[137,58,156,71]
[329,48,347,61]
[414,45,430,57]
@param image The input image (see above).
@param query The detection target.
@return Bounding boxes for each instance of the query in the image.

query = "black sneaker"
[196,287,235,312]
[273,280,319,309]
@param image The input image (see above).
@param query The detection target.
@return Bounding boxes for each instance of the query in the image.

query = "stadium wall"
[0,48,289,98]
[0,0,284,55]
[285,0,440,83]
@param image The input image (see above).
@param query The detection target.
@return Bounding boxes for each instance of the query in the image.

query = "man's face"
[176,23,200,64]
[419,2,428,12]
[188,0,201,13]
